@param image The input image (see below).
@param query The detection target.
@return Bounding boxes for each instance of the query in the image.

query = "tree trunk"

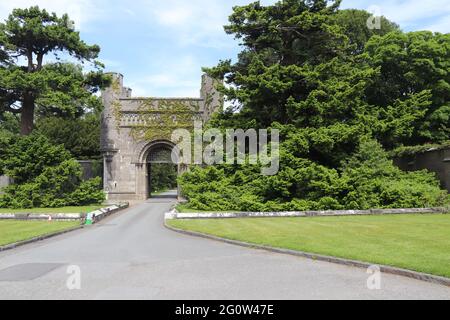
[20,94,35,135]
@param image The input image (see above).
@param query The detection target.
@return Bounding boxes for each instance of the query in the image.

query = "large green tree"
[207,0,350,128]
[207,0,448,149]
[36,114,101,159]
[0,6,110,135]
[180,0,449,211]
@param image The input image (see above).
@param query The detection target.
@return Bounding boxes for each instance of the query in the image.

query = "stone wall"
[78,160,103,181]
[394,147,450,192]
[0,175,12,194]
[0,160,101,194]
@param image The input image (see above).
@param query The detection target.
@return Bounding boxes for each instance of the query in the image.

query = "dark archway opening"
[146,144,178,198]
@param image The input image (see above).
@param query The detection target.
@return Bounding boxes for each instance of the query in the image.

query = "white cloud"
[127,55,202,98]
[142,74,198,89]
[155,6,194,26]
[342,0,450,31]
[425,16,450,33]
[124,9,136,17]
[142,0,276,49]
[145,0,449,49]
[379,0,450,25]
[143,0,230,48]
[0,0,106,30]
[129,78,200,98]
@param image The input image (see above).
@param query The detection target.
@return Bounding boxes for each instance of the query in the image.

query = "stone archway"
[101,72,222,203]
[146,143,178,198]
[138,140,181,199]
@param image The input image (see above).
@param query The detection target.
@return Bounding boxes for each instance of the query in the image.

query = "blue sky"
[0,0,449,97]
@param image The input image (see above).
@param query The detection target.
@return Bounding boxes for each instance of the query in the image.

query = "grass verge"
[168,213,450,278]
[0,220,80,247]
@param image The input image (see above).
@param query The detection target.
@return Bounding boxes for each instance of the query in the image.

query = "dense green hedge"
[179,140,449,212]
[0,134,104,208]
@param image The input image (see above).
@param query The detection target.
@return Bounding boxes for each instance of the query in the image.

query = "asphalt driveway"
[0,199,449,300]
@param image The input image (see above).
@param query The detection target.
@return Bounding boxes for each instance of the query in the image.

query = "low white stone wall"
[0,203,129,222]
[165,207,448,220]
[0,213,82,221]
[89,203,129,223]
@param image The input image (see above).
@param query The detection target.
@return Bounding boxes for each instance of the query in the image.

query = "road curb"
[164,221,450,288]
[0,225,85,252]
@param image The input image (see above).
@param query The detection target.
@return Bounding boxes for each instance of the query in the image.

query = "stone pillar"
[135,163,148,201]
[200,74,223,121]
[101,73,124,150]
[100,73,123,197]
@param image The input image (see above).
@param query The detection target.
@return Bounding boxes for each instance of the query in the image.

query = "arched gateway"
[101,73,222,202]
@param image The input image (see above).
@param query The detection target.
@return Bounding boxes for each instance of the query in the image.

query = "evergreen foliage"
[180,0,449,211]
[0,134,104,208]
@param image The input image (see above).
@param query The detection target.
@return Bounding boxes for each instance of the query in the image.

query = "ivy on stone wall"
[112,100,122,133]
[111,98,203,143]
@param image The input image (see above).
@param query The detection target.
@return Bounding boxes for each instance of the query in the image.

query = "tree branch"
[36,52,44,70]
[26,48,34,72]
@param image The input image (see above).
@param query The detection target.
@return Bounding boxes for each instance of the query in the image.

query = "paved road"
[0,199,449,300]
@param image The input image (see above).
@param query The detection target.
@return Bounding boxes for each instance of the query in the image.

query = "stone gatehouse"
[101,73,222,202]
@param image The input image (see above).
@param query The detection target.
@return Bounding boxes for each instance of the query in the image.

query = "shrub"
[0,134,105,208]
[0,134,72,184]
[67,177,104,206]
[178,139,448,212]
[340,140,448,209]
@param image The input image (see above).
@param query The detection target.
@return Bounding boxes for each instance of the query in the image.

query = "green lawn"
[0,220,81,246]
[0,205,104,214]
[168,214,450,278]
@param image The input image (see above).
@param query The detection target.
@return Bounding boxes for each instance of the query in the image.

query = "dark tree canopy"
[35,114,101,160]
[0,6,110,135]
